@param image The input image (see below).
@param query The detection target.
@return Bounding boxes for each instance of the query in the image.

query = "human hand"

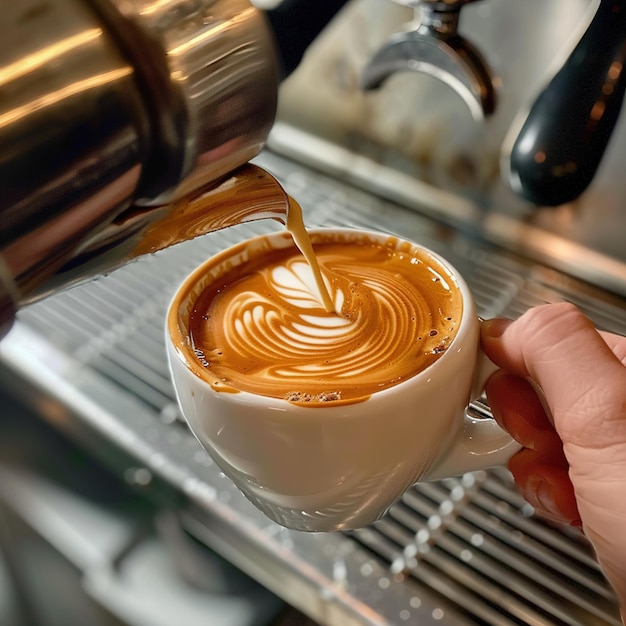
[481,303,626,617]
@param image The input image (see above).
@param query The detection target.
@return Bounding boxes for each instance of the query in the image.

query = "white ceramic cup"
[166,228,520,531]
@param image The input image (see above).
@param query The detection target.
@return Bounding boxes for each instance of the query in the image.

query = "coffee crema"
[187,234,463,405]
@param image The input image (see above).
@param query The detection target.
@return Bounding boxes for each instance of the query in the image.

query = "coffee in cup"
[167,228,519,531]
[186,231,463,404]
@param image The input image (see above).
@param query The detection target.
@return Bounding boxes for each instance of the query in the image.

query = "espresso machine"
[0,1,625,625]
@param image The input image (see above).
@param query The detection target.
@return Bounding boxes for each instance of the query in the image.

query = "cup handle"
[424,344,522,482]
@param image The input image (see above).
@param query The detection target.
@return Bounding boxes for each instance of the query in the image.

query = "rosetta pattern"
[190,243,461,403]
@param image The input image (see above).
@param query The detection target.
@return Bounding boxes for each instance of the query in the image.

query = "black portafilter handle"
[265,0,350,77]
[508,0,626,207]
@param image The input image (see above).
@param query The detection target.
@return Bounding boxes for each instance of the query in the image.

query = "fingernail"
[525,475,567,523]
[527,477,582,528]
[481,318,512,340]
[534,478,563,519]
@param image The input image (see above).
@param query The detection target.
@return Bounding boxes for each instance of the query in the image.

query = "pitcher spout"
[7,164,291,310]
[132,164,292,258]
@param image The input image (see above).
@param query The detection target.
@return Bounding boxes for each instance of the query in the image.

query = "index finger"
[481,303,626,437]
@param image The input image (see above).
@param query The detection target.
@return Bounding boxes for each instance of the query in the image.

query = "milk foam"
[188,237,463,404]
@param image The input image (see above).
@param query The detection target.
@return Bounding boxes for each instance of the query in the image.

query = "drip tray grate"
[3,151,623,626]
[352,471,618,625]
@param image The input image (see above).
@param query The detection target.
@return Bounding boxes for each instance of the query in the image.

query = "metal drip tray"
[1,151,623,626]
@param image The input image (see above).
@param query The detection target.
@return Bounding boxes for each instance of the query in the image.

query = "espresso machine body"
[273,0,626,296]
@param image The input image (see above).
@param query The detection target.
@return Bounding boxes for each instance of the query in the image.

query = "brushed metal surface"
[0,150,622,626]
[0,0,278,328]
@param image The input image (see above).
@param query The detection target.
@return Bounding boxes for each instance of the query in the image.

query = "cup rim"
[166,227,476,406]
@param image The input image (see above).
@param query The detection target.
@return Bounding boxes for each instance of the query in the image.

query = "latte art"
[188,235,463,405]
